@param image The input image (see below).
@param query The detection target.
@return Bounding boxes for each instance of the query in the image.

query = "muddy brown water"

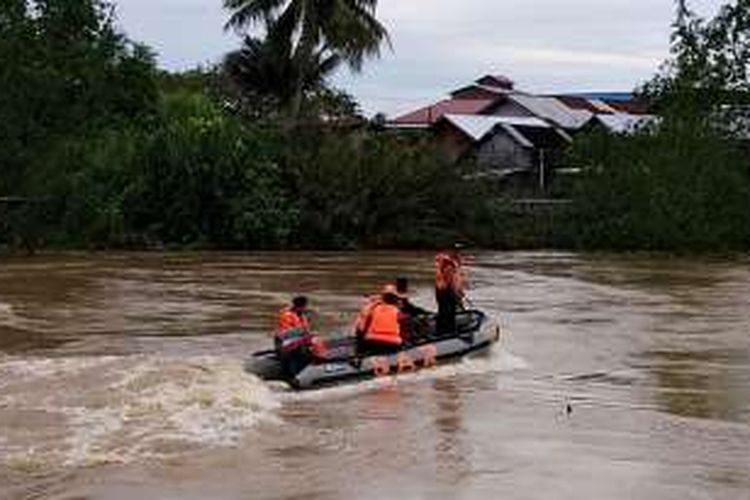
[1,251,749,499]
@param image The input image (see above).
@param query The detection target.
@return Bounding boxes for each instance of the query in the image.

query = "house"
[434,114,570,167]
[388,74,652,191]
[587,113,659,134]
[433,114,572,192]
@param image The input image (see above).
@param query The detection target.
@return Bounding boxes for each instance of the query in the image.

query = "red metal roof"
[552,95,604,113]
[605,99,650,115]
[391,98,497,126]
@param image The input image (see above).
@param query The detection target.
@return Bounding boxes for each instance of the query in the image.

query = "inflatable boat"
[245,310,500,390]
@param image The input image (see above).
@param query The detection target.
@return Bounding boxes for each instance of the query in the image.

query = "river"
[1,251,749,499]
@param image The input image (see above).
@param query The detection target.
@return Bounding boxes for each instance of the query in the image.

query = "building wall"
[475,129,534,170]
[434,123,475,163]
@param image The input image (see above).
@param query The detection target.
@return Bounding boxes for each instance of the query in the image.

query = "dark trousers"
[356,331,400,357]
[275,337,310,376]
[435,288,458,335]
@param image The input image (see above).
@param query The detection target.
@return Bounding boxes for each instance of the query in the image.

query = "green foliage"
[0,0,159,195]
[222,0,388,118]
[279,130,490,248]
[569,123,750,251]
[124,93,297,248]
[18,86,498,250]
[566,0,750,252]
[221,33,342,118]
[42,93,298,249]
[642,0,750,115]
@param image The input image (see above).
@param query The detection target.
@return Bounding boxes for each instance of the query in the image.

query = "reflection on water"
[432,378,470,485]
[1,251,750,499]
[639,348,750,422]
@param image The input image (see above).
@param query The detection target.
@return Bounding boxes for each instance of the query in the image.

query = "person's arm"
[402,299,430,316]
[454,270,466,299]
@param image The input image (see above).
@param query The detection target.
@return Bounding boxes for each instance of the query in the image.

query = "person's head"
[449,243,464,260]
[291,295,308,312]
[381,284,399,304]
[437,254,457,270]
[395,277,409,297]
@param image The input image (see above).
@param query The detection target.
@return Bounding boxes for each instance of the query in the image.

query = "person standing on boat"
[434,248,466,335]
[276,296,326,375]
[356,285,404,356]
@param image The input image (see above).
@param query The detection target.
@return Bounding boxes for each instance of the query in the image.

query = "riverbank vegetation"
[566,0,750,251]
[2,0,750,252]
[1,0,496,250]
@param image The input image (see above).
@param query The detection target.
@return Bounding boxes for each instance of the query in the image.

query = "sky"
[114,0,726,117]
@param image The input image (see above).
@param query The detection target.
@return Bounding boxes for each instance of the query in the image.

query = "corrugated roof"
[595,113,657,133]
[476,74,515,90]
[509,94,593,130]
[499,123,534,148]
[588,99,618,114]
[605,99,651,115]
[440,114,550,142]
[391,98,497,126]
[450,84,512,99]
[552,95,604,113]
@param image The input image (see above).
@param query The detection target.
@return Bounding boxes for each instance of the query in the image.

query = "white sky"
[114,0,726,116]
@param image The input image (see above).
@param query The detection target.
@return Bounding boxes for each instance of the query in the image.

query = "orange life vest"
[275,306,315,354]
[355,295,381,333]
[277,307,309,337]
[365,303,403,346]
[435,252,466,294]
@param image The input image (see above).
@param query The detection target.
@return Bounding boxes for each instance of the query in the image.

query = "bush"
[36,92,296,249]
[280,129,493,248]
[569,121,750,251]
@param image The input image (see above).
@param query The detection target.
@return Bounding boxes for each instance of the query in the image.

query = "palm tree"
[223,31,341,116]
[223,0,389,117]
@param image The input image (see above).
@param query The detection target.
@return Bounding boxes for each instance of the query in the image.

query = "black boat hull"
[245,310,500,390]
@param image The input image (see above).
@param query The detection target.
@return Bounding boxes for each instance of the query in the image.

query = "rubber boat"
[245,310,500,390]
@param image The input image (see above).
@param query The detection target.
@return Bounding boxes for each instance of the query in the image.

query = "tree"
[642,0,750,116]
[570,0,750,251]
[222,0,389,117]
[0,0,159,195]
[222,32,341,118]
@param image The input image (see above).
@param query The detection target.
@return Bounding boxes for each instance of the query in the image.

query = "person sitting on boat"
[395,277,430,341]
[276,296,326,375]
[395,277,429,317]
[356,285,404,356]
[434,249,466,335]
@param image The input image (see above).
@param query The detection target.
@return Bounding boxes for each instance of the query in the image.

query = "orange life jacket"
[277,307,309,337]
[275,306,315,354]
[355,295,381,333]
[435,262,464,294]
[365,303,403,346]
[435,251,466,295]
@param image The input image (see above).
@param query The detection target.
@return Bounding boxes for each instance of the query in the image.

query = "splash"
[0,302,13,318]
[0,355,279,469]
[280,345,529,402]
